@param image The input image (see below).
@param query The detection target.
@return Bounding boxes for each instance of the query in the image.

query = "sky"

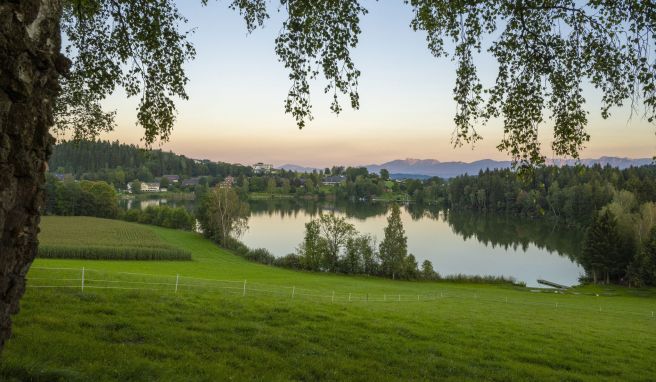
[93,1,654,168]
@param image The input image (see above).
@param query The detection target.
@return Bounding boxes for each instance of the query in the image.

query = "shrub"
[245,248,275,265]
[274,253,303,269]
[121,205,195,230]
[441,274,523,286]
[224,237,249,255]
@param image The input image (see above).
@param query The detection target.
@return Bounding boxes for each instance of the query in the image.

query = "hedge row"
[38,245,192,261]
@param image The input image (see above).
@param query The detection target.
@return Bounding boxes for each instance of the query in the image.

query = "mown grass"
[37,216,191,260]
[2,217,655,381]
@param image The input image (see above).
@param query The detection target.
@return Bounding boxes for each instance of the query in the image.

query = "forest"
[49,140,252,182]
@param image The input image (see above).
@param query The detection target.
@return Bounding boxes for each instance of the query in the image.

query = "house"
[162,175,180,183]
[181,177,201,187]
[141,182,160,192]
[253,162,273,174]
[127,182,160,193]
[322,175,346,186]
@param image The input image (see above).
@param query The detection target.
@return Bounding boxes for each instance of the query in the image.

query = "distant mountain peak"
[367,156,652,179]
[281,156,652,179]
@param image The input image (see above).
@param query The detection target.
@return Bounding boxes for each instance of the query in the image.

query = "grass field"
[2,217,656,381]
[37,216,191,260]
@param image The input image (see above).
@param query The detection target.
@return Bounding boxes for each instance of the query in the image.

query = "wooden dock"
[537,279,570,289]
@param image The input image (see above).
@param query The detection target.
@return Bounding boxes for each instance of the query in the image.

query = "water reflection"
[247,199,583,260]
[120,198,585,286]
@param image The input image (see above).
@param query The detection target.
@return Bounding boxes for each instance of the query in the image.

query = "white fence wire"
[26,266,656,320]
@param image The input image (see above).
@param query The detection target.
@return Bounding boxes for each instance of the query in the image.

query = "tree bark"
[0,0,64,351]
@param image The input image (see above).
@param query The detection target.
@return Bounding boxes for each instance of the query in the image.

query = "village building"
[181,177,201,188]
[127,182,160,193]
[162,174,180,183]
[322,175,347,186]
[253,162,273,174]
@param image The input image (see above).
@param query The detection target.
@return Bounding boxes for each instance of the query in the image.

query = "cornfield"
[38,216,191,261]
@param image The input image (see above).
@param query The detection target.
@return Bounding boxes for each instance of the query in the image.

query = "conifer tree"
[581,210,621,284]
[379,204,408,279]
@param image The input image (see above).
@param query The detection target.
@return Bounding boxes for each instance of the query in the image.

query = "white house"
[128,182,160,193]
[322,175,347,186]
[253,162,273,174]
[141,182,160,192]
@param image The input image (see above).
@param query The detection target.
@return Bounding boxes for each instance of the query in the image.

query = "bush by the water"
[441,274,524,286]
[38,245,191,261]
[122,205,195,231]
[45,177,119,218]
[223,237,275,265]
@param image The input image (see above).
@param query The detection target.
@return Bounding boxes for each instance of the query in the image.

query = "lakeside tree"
[627,227,656,287]
[580,210,622,284]
[421,260,437,280]
[297,220,328,271]
[241,179,250,195]
[1,0,654,351]
[317,214,357,272]
[197,187,249,246]
[342,235,375,274]
[129,181,142,195]
[403,254,419,280]
[379,204,409,279]
[266,178,277,194]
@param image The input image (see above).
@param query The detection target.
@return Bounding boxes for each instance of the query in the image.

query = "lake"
[121,196,585,287]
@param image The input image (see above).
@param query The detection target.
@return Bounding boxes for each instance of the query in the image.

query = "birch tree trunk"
[0,0,65,350]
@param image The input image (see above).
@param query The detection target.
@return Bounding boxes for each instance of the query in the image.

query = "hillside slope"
[2,218,655,381]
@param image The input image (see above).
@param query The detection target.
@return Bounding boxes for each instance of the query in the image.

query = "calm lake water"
[121,197,585,287]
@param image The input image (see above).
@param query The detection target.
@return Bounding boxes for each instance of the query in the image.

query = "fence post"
[348,293,351,302]
[292,286,295,299]
[81,267,85,292]
[175,274,179,293]
[332,291,335,303]
[243,280,247,297]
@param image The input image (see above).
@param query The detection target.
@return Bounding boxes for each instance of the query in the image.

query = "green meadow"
[1,217,655,381]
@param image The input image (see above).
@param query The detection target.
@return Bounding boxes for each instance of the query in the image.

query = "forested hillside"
[447,165,656,227]
[49,140,252,183]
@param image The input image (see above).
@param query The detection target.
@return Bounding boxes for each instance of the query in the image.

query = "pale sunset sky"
[93,1,654,167]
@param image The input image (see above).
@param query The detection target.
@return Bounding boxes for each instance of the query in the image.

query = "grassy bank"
[2,218,655,381]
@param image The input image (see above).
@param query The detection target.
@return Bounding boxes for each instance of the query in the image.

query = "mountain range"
[280,156,653,179]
